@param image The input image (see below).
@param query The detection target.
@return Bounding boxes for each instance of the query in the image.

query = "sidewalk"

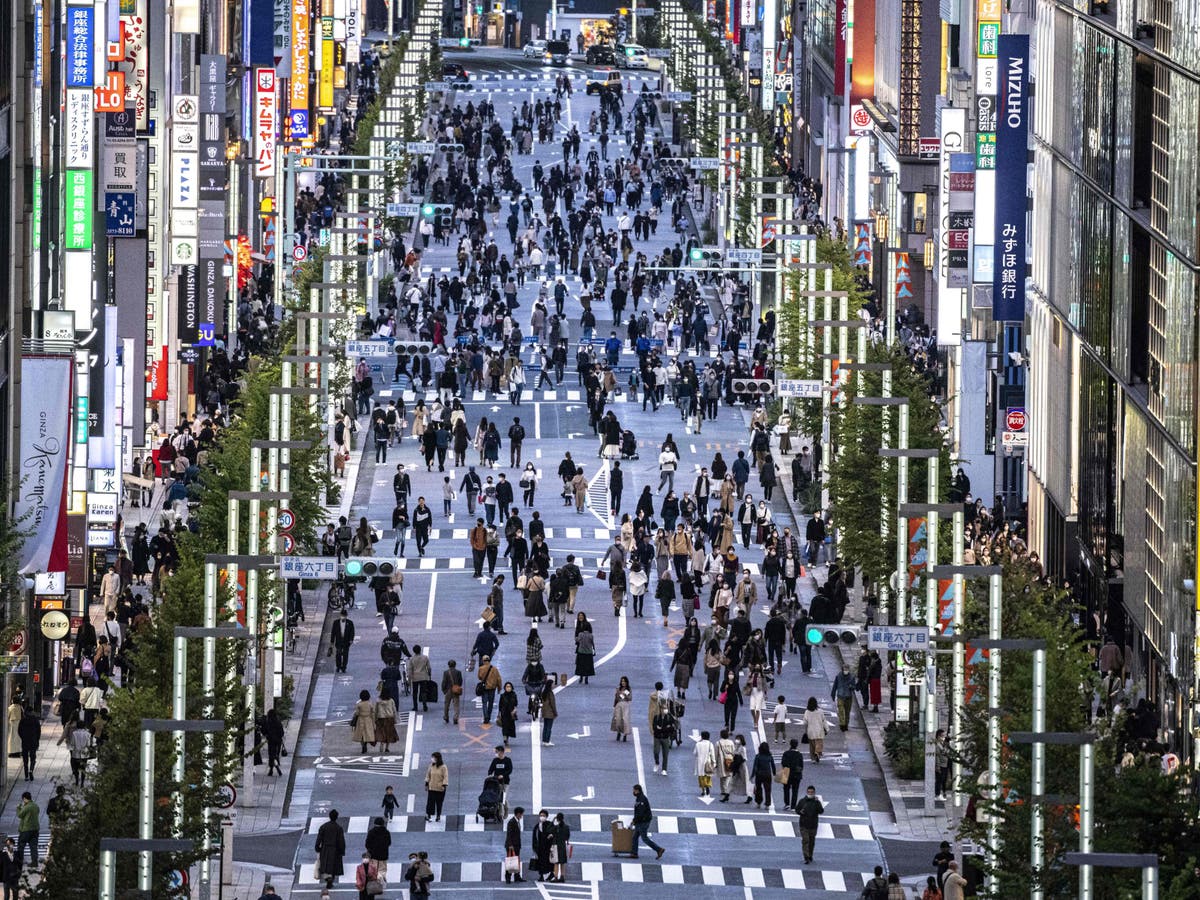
[766,424,958,848]
[0,446,366,898]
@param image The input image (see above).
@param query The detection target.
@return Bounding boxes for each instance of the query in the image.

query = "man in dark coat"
[365,816,391,878]
[315,809,346,887]
[330,610,355,673]
[504,807,526,883]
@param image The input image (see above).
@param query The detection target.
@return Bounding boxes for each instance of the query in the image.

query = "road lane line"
[632,725,646,787]
[531,720,543,811]
[534,401,542,440]
[425,572,438,630]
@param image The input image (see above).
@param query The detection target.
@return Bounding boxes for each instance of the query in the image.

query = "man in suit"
[330,610,355,673]
[504,807,525,883]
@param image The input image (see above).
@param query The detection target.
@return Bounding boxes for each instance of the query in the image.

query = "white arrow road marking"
[571,786,596,802]
[567,725,592,739]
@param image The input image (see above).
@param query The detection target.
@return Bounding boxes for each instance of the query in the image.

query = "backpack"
[485,527,500,548]
[509,425,525,442]
[862,877,888,900]
[335,525,353,549]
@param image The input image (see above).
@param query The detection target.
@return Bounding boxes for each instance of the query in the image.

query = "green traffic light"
[689,248,703,261]
[345,560,364,577]
[422,204,435,216]
[805,625,825,646]
[459,37,470,46]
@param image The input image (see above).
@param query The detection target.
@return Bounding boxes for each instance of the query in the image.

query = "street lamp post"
[99,838,194,900]
[137,719,225,892]
[1062,853,1159,900]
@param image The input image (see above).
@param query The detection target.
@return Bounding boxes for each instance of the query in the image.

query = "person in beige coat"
[571,468,587,513]
[424,751,448,821]
[351,690,376,753]
[941,861,968,900]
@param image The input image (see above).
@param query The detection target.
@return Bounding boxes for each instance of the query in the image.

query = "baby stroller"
[476,775,508,823]
[620,430,639,460]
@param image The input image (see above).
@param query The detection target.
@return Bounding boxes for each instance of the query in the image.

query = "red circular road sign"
[279,533,297,555]
[292,244,308,261]
[1006,408,1027,432]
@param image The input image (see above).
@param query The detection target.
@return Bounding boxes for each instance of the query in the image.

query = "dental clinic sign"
[993,34,1029,322]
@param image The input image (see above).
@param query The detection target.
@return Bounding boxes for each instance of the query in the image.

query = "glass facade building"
[1027,0,1200,751]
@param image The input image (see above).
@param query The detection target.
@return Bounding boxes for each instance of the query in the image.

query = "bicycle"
[327,578,356,611]
[287,610,302,654]
[399,665,412,697]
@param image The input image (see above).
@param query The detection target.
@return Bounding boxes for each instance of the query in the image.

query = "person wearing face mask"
[354,851,381,900]
[531,809,554,881]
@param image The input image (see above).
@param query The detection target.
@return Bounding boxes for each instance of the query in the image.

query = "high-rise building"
[1026,1,1199,752]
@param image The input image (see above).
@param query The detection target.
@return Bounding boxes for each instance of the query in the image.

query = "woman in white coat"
[693,729,717,798]
[803,696,829,762]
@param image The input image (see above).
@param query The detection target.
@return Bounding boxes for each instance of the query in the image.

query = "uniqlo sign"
[254,67,277,178]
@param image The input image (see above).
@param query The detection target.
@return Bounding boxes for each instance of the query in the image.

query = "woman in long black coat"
[531,811,554,880]
[315,809,346,887]
[498,681,519,746]
[573,613,595,682]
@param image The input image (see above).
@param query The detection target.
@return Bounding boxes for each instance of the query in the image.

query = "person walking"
[1,836,20,900]
[832,664,858,731]
[795,785,824,864]
[504,807,526,883]
[650,688,676,775]
[355,852,381,900]
[424,751,448,822]
[375,688,399,753]
[441,660,464,724]
[477,655,502,723]
[780,738,804,808]
[409,645,432,712]
[263,707,285,776]
[498,681,519,746]
[550,812,571,883]
[751,741,776,809]
[62,720,92,787]
[804,697,828,762]
[314,809,346,889]
[693,729,716,797]
[941,861,968,900]
[351,690,376,753]
[629,785,665,859]
[365,815,392,878]
[17,707,39,782]
[330,610,355,674]
[15,793,38,870]
[529,809,553,881]
[611,677,632,741]
[540,676,558,746]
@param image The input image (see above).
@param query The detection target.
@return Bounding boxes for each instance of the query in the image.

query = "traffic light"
[805,626,859,647]
[435,142,465,154]
[731,377,775,398]
[687,247,723,267]
[343,558,398,583]
[393,341,434,356]
[459,37,471,47]
[421,203,454,228]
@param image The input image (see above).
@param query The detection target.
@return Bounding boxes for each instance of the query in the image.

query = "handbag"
[451,683,464,696]
[475,682,485,697]
[503,853,521,874]
[704,758,715,775]
[596,569,607,581]
[774,766,790,784]
[801,732,809,744]
[516,574,528,590]
[549,845,560,865]
[312,862,322,880]
[481,607,496,622]
[718,690,727,704]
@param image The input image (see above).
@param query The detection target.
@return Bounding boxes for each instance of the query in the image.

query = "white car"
[616,43,649,68]
[522,40,547,59]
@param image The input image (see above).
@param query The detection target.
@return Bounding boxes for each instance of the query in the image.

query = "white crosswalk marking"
[461,861,482,881]
[742,868,766,888]
[580,861,603,881]
[695,817,718,835]
[822,871,847,891]
[782,869,807,889]
[661,864,685,883]
[579,813,602,832]
[771,819,793,838]
[732,818,756,837]
[701,865,725,885]
[656,815,679,834]
[850,823,874,840]
[620,862,644,882]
